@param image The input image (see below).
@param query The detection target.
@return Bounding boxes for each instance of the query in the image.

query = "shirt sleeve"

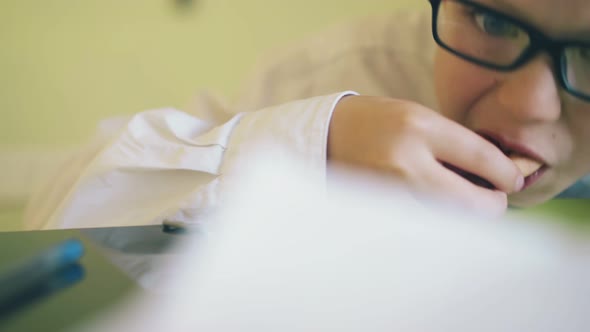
[23,91,356,230]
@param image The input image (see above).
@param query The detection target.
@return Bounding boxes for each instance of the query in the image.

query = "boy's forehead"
[485,0,590,38]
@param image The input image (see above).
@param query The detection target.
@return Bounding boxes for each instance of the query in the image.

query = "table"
[0,229,140,332]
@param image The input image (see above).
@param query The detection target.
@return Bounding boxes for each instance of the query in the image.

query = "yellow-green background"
[1,0,420,146]
[0,0,421,230]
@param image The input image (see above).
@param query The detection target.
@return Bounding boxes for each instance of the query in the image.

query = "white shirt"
[25,9,437,230]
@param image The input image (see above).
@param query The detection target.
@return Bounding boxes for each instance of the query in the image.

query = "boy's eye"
[474,11,520,38]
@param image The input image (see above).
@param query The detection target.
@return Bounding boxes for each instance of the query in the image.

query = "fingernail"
[515,176,524,192]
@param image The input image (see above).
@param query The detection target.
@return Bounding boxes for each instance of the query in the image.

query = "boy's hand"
[327,95,524,215]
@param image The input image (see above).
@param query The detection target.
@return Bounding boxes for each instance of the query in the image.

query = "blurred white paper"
[76,148,590,332]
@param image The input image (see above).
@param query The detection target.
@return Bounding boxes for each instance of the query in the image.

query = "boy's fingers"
[414,161,509,216]
[428,119,523,193]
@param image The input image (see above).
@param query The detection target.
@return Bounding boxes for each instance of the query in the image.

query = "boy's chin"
[508,190,556,209]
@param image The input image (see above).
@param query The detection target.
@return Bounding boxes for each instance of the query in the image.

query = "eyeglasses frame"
[428,0,590,102]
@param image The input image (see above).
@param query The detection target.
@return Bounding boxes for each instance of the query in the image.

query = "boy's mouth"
[509,154,543,178]
[479,132,548,191]
[443,132,548,191]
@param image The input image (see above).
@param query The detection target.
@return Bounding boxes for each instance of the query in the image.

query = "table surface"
[0,199,586,331]
[0,229,139,332]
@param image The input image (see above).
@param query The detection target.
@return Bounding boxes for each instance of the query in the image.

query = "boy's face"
[433,0,590,207]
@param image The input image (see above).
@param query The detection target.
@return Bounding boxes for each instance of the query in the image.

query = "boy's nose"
[496,55,562,123]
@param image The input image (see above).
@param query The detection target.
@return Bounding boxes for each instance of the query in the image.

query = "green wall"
[1,0,421,145]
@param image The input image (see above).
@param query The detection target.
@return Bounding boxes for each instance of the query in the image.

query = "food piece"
[509,154,543,177]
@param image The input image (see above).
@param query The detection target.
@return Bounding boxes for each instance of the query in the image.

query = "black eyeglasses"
[428,0,590,102]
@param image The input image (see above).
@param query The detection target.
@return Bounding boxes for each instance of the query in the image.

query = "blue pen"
[0,239,85,305]
[0,263,85,318]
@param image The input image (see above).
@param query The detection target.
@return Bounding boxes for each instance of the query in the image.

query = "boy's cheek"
[434,50,496,122]
[570,120,590,176]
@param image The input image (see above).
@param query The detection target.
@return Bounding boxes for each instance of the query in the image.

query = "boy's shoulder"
[237,8,437,110]
[261,8,434,80]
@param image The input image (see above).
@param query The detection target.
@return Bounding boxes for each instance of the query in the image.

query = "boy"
[25,0,590,230]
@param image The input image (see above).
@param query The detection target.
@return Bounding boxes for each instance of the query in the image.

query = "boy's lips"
[477,131,549,190]
[443,131,551,191]
[477,131,548,167]
[520,164,548,190]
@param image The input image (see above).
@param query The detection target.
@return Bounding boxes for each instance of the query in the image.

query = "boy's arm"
[24,92,354,230]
